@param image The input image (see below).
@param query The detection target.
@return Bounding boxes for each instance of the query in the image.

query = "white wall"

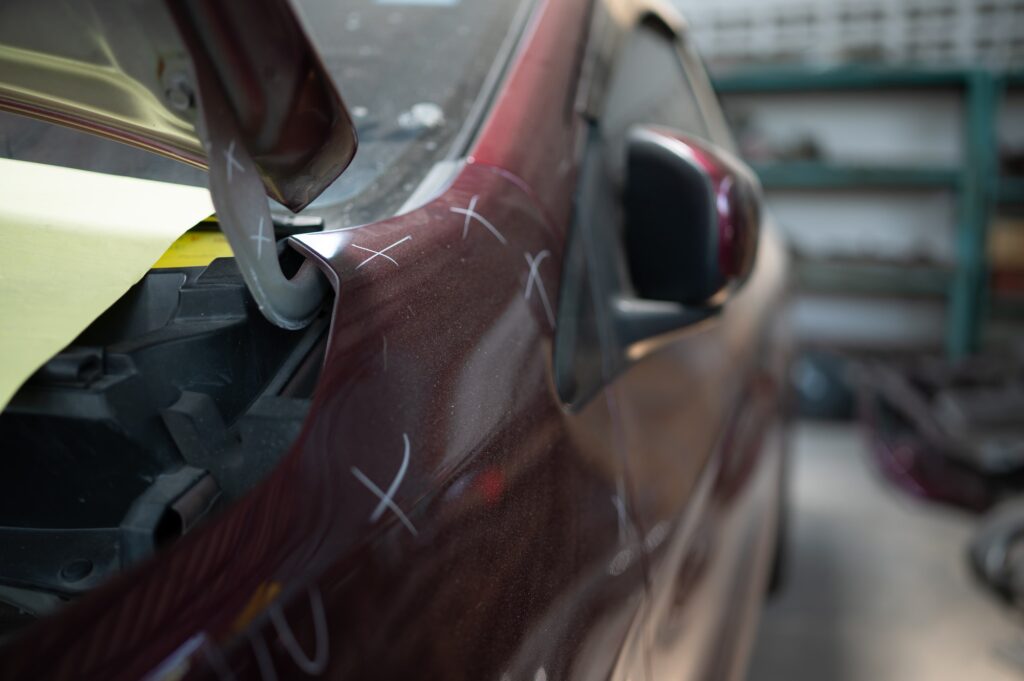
[672,0,1024,70]
[668,0,1024,351]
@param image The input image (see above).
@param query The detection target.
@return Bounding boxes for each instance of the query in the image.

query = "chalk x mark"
[353,236,412,270]
[248,632,279,681]
[250,216,273,260]
[269,586,329,676]
[351,433,418,536]
[524,250,555,329]
[202,640,239,681]
[611,493,628,546]
[224,140,244,183]
[450,195,507,245]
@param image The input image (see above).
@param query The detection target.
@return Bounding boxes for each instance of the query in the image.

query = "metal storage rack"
[713,65,1024,358]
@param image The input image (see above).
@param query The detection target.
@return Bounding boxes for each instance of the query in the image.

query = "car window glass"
[678,38,738,152]
[0,0,533,228]
[600,23,710,185]
[296,0,531,225]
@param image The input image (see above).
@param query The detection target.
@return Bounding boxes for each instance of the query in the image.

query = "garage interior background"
[678,0,1024,360]
[671,0,1024,679]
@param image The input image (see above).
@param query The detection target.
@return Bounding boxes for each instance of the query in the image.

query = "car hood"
[0,0,357,212]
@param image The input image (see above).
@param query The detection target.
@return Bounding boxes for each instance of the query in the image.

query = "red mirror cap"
[645,128,763,289]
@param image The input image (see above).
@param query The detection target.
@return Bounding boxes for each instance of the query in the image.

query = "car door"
[560,7,791,681]
[0,3,783,681]
[0,1,654,680]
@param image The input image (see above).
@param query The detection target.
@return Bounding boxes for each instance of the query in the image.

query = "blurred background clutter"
[672,0,1024,679]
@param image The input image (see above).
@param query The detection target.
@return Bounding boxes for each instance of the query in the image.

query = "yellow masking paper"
[0,159,214,410]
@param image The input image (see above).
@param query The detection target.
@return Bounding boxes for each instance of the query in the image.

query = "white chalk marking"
[248,632,279,681]
[608,547,633,576]
[611,493,628,546]
[202,640,239,681]
[644,521,670,551]
[351,433,418,536]
[524,250,555,329]
[268,586,329,676]
[353,235,412,270]
[145,633,206,681]
[458,195,477,240]
[250,216,273,260]
[224,140,244,183]
[535,667,548,681]
[351,244,398,267]
[370,432,410,522]
[450,195,507,245]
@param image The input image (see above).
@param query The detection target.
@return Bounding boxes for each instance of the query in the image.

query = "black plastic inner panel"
[0,253,327,629]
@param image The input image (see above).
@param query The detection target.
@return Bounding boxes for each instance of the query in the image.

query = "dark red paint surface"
[0,1,789,679]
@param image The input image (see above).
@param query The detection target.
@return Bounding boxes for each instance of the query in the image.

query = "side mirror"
[624,126,761,307]
[554,125,764,401]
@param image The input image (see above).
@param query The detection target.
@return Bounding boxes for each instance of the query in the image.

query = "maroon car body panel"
[0,1,788,680]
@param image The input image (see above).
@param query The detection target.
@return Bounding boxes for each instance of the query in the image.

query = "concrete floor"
[747,422,1024,681]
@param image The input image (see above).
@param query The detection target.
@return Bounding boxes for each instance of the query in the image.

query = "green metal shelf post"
[948,71,999,358]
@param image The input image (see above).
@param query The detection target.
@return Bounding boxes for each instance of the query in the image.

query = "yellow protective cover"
[0,158,214,410]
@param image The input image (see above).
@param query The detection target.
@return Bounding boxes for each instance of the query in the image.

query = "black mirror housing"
[624,126,761,306]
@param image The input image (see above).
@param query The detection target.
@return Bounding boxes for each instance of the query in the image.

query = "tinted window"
[600,23,709,184]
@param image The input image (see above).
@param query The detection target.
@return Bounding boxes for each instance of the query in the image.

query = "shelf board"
[713,65,973,93]
[713,65,1024,93]
[751,162,959,190]
[794,259,953,298]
